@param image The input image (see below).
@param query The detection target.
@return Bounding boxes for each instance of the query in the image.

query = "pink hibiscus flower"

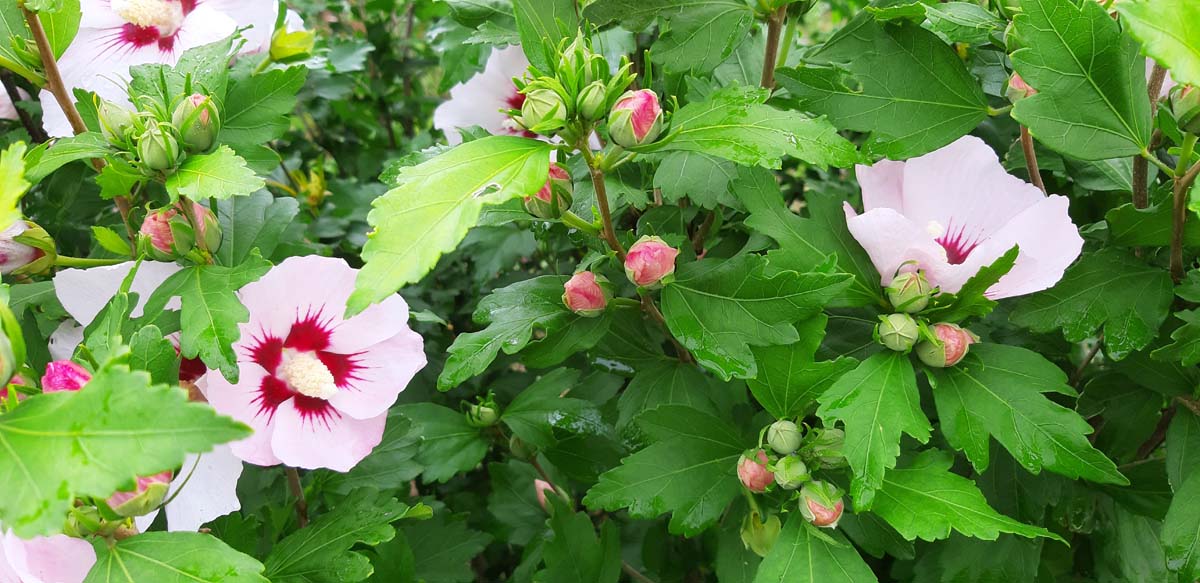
[844,136,1082,299]
[432,46,531,146]
[205,255,426,471]
[0,529,95,583]
[41,0,281,137]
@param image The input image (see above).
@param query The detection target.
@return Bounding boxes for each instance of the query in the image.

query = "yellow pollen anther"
[279,350,338,400]
[112,0,184,36]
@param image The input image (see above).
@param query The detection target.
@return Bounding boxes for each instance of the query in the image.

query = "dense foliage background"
[1,0,1199,581]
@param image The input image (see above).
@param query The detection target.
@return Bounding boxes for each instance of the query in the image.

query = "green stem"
[1142,150,1177,178]
[776,14,798,70]
[253,55,274,75]
[611,297,642,308]
[55,256,126,268]
[986,104,1013,117]
[1170,134,1198,282]
[559,210,600,235]
[578,145,627,259]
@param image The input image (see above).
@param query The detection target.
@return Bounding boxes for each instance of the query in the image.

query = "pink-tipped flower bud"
[886,270,933,313]
[525,163,573,219]
[876,313,920,352]
[41,360,91,392]
[916,322,978,368]
[139,201,221,260]
[562,271,610,317]
[107,471,173,517]
[0,222,43,275]
[172,93,220,153]
[534,479,554,512]
[608,89,663,147]
[799,481,844,528]
[0,374,27,402]
[737,449,774,493]
[624,236,679,288]
[1005,73,1037,103]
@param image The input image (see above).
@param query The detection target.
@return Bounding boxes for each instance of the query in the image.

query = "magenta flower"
[844,136,1082,299]
[41,0,281,137]
[205,255,426,471]
[624,236,679,288]
[40,361,92,393]
[0,530,95,583]
[433,46,531,146]
[562,272,608,316]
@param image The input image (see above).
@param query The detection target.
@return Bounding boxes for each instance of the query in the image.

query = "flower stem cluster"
[873,270,979,367]
[97,90,220,177]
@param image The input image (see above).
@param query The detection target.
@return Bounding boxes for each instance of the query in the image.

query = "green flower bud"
[509,434,535,461]
[577,80,608,122]
[1172,85,1200,135]
[740,511,782,558]
[172,93,220,153]
[916,322,978,368]
[802,427,847,470]
[97,98,137,145]
[466,403,499,427]
[520,88,568,135]
[271,28,316,64]
[766,419,803,454]
[886,271,933,313]
[137,122,181,171]
[772,455,810,490]
[876,313,919,352]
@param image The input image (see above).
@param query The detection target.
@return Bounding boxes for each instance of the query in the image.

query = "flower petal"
[433,46,528,145]
[961,195,1083,299]
[54,261,182,326]
[162,445,244,531]
[174,5,239,53]
[1,530,95,583]
[330,294,413,353]
[327,328,425,419]
[270,403,386,471]
[855,158,905,211]
[197,0,278,51]
[48,321,83,362]
[237,255,357,341]
[844,204,951,287]
[204,364,282,466]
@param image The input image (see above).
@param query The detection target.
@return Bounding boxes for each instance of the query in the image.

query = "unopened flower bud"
[63,506,103,538]
[802,427,847,470]
[520,88,568,134]
[737,449,774,493]
[886,271,932,313]
[799,481,844,528]
[172,93,220,153]
[740,511,782,557]
[525,163,573,218]
[509,434,535,461]
[107,471,172,517]
[1005,73,1037,103]
[466,403,499,427]
[270,28,316,64]
[534,479,555,512]
[772,455,810,490]
[624,235,679,288]
[41,360,91,392]
[876,313,919,352]
[138,122,181,171]
[562,272,609,317]
[139,201,220,260]
[916,322,978,368]
[0,221,43,275]
[577,81,608,121]
[0,338,16,392]
[608,89,663,147]
[1172,85,1200,135]
[766,420,803,454]
[97,98,137,145]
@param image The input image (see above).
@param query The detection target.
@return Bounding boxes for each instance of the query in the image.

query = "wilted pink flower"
[608,89,663,147]
[916,322,977,368]
[534,479,554,512]
[737,450,774,493]
[562,272,608,316]
[205,255,426,471]
[41,361,91,393]
[624,236,679,288]
[433,46,531,146]
[41,0,281,137]
[0,222,42,275]
[845,136,1082,299]
[0,530,95,583]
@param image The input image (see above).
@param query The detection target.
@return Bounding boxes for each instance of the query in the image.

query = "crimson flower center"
[928,220,981,265]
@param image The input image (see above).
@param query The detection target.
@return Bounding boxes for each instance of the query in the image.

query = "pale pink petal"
[329,294,412,353]
[270,403,387,471]
[54,261,182,325]
[844,204,951,287]
[0,89,27,121]
[284,9,305,33]
[2,531,95,583]
[79,0,125,29]
[173,5,238,54]
[236,255,357,339]
[963,195,1083,299]
[200,0,279,52]
[327,329,425,419]
[204,365,281,466]
[162,445,244,531]
[48,321,83,361]
[855,158,905,211]
[433,46,529,145]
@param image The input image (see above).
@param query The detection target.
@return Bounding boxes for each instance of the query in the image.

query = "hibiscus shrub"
[0,0,1199,580]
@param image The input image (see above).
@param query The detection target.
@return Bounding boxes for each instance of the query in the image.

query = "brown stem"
[0,71,45,142]
[641,294,694,363]
[1135,405,1176,460]
[1170,160,1199,283]
[1069,334,1103,387]
[760,7,787,90]
[1175,395,1200,418]
[1019,126,1046,194]
[285,467,309,528]
[692,211,716,255]
[1135,64,1169,209]
[622,562,657,583]
[580,148,627,259]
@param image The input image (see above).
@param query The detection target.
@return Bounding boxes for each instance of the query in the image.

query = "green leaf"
[1094,500,1172,582]
[220,65,307,149]
[501,368,610,449]
[91,225,132,256]
[911,535,1043,583]
[439,275,605,389]
[776,16,988,159]
[838,512,915,560]
[753,517,877,583]
[922,247,1017,322]
[487,460,546,545]
[96,158,145,201]
[652,151,739,209]
[1167,407,1200,491]
[264,490,425,583]
[1118,0,1200,88]
[129,324,180,385]
[535,500,622,583]
[0,363,249,536]
[398,511,490,583]
[0,142,29,232]
[23,132,109,184]
[142,253,272,381]
[874,451,1064,543]
[214,189,300,266]
[84,532,268,583]
[1161,474,1200,577]
[1151,310,1200,366]
[643,86,859,169]
[929,344,1126,485]
[1011,249,1174,359]
[922,2,1005,45]
[816,351,931,508]
[165,146,266,202]
[747,314,858,419]
[661,254,851,380]
[349,136,552,315]
[1010,0,1152,160]
[584,405,749,536]
[323,410,423,495]
[616,360,720,430]
[740,166,884,307]
[513,0,576,72]
[584,0,754,74]
[397,403,489,483]
[0,1,78,82]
